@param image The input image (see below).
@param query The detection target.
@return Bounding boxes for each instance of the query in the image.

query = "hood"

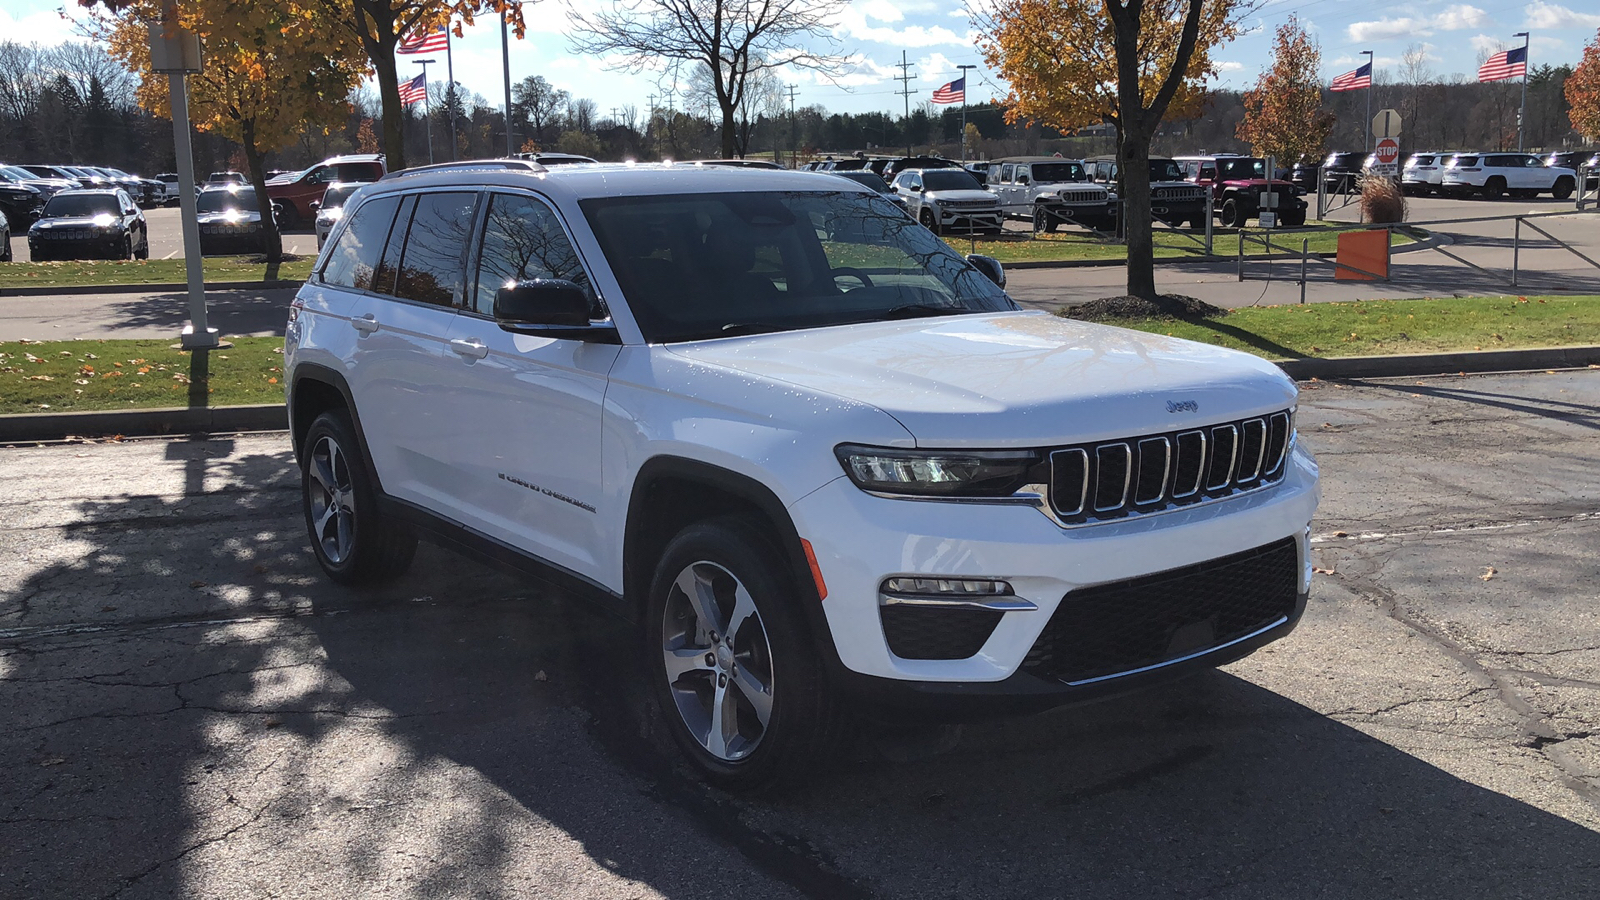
[34,215,121,229]
[924,189,997,203]
[667,312,1296,447]
[197,210,262,224]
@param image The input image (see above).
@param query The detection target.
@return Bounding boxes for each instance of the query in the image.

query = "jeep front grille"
[1047,411,1291,525]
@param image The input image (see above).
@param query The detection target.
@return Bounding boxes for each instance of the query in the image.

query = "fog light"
[879,576,1034,611]
[883,577,1012,596]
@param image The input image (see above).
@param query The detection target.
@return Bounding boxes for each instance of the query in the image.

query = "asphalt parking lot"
[2,369,1596,898]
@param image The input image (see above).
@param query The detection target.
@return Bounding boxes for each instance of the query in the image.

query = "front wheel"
[1220,198,1245,227]
[647,517,844,791]
[119,235,134,260]
[919,208,942,236]
[1279,208,1306,228]
[0,230,10,262]
[301,409,416,585]
[1552,177,1574,200]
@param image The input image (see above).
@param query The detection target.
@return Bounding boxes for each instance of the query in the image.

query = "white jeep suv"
[890,167,1003,235]
[1441,152,1578,199]
[285,163,1320,789]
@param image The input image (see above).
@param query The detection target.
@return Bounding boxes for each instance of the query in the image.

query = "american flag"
[398,26,448,55]
[1330,63,1371,92]
[1478,46,1527,82]
[931,77,965,104]
[398,73,427,106]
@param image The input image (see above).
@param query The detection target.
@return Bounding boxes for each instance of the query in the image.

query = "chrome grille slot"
[1172,430,1205,498]
[1134,438,1170,505]
[1237,418,1266,482]
[1094,444,1132,512]
[1206,425,1238,491]
[1050,448,1089,517]
[1042,409,1293,526]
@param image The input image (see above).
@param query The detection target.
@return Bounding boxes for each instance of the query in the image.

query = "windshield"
[1217,158,1267,180]
[320,184,359,207]
[833,171,892,192]
[920,170,984,191]
[0,167,26,182]
[197,189,258,213]
[1030,163,1087,183]
[1150,160,1183,181]
[580,191,1014,343]
[43,194,119,217]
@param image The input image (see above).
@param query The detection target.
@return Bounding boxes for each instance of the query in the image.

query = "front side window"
[472,192,595,316]
[1030,163,1087,184]
[1000,164,1015,183]
[320,194,400,292]
[580,190,1015,343]
[392,191,478,307]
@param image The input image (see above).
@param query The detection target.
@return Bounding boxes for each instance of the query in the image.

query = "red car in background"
[1174,154,1308,227]
[264,154,385,228]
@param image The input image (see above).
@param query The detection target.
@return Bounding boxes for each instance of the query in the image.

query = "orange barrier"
[1335,229,1390,281]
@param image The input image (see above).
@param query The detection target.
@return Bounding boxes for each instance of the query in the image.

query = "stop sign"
[1374,137,1400,166]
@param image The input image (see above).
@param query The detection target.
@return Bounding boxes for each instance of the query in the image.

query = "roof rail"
[381,158,547,181]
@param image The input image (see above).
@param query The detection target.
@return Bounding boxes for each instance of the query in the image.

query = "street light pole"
[1514,31,1530,151]
[501,10,514,156]
[414,59,435,165]
[150,2,216,350]
[1363,49,1374,153]
[957,64,977,163]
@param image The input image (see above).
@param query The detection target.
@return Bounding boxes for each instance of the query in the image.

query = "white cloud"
[918,52,959,79]
[1347,5,1488,43]
[1468,33,1503,54]
[1525,1,1600,29]
[857,0,905,24]
[834,9,966,47]
[0,6,91,46]
[1216,61,1245,73]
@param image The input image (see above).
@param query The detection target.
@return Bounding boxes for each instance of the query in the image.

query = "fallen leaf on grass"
[534,670,548,682]
[1313,566,1337,575]
[189,580,207,589]
[1480,566,1497,581]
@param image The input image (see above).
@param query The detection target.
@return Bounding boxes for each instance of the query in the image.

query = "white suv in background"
[890,167,1003,235]
[1401,152,1453,195]
[285,163,1320,789]
[1441,152,1578,199]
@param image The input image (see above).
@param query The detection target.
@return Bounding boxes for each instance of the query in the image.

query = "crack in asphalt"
[1311,509,1600,544]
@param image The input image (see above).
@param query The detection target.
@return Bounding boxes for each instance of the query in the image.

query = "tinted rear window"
[42,194,119,217]
[393,191,477,306]
[197,190,258,213]
[321,195,401,292]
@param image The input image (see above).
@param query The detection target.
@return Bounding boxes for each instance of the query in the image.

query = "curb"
[0,280,304,298]
[3,344,1597,443]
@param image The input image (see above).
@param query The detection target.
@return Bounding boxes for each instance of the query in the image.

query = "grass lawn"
[0,256,314,289]
[0,337,285,415]
[1080,294,1600,360]
[942,223,1417,264]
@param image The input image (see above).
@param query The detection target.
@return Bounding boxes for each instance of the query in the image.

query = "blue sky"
[8,0,1598,121]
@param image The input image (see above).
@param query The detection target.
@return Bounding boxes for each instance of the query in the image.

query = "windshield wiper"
[881,303,964,320]
[719,322,785,336]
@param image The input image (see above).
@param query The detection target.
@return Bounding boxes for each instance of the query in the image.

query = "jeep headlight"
[835,444,1044,497]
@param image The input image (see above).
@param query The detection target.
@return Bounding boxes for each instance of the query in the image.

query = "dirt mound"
[1064,293,1226,322]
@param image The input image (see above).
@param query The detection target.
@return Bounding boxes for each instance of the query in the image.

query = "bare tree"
[512,75,569,147]
[569,0,850,157]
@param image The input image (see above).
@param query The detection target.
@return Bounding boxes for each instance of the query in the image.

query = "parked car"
[988,156,1116,232]
[26,188,148,260]
[1085,155,1208,228]
[1440,152,1577,199]
[0,164,74,201]
[892,167,1003,235]
[882,156,961,180]
[1320,152,1367,194]
[154,173,184,204]
[265,154,386,228]
[1288,160,1321,193]
[0,177,45,229]
[196,186,269,255]
[312,181,369,249]
[1544,151,1591,171]
[205,171,248,188]
[689,159,785,170]
[1174,155,1307,227]
[286,163,1318,789]
[822,169,908,211]
[508,152,598,167]
[965,161,992,179]
[0,208,11,262]
[1401,152,1453,196]
[1581,152,1600,191]
[19,164,87,187]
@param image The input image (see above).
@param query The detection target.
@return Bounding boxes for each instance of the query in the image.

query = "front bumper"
[28,232,125,258]
[934,206,1003,231]
[199,226,265,255]
[788,442,1319,706]
[1037,202,1116,228]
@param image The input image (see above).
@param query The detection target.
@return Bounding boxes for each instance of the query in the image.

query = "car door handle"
[351,314,379,335]
[450,339,488,360]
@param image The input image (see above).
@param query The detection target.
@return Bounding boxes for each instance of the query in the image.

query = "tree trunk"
[1120,125,1156,300]
[373,50,405,171]
[239,120,283,265]
[720,101,737,158]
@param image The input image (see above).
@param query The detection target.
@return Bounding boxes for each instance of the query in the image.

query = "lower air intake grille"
[881,606,1004,660]
[1021,537,1299,684]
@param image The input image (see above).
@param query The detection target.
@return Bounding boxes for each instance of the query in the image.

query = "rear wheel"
[647,517,845,791]
[301,409,416,585]
[1482,177,1505,200]
[276,201,300,230]
[1279,208,1306,228]
[1220,198,1245,227]
[0,229,10,262]
[1552,177,1574,200]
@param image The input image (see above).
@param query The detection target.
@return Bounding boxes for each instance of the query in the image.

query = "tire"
[1190,215,1209,230]
[1552,177,1574,200]
[1032,206,1051,234]
[135,232,149,260]
[1482,177,1505,200]
[119,235,134,260]
[300,409,417,586]
[1220,198,1244,228]
[646,516,845,792]
[276,201,300,230]
[1279,208,1306,228]
[1,230,11,262]
[919,208,942,236]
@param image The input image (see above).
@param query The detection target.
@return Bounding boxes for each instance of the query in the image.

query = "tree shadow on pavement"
[95,289,296,337]
[3,437,1598,899]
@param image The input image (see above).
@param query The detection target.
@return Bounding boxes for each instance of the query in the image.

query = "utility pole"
[414,59,435,165]
[787,84,799,168]
[1362,49,1374,152]
[500,10,513,156]
[895,51,917,156]
[444,24,456,160]
[957,63,977,163]
[1514,31,1530,151]
[646,93,657,142]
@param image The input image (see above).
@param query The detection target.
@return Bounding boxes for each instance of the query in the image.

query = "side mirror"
[966,254,1005,289]
[494,279,619,343]
[914,185,925,193]
[308,200,321,212]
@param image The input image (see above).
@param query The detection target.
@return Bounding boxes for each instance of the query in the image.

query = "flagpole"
[957,64,977,163]
[1514,31,1529,151]
[445,26,457,161]
[414,60,434,165]
[1363,50,1374,152]
[501,11,513,156]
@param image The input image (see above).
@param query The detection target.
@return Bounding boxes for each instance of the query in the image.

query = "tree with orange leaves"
[103,0,368,262]
[1236,16,1335,166]
[1568,28,1600,140]
[976,0,1249,300]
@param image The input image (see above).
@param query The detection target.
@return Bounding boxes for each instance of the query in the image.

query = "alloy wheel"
[307,434,356,564]
[660,560,775,762]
